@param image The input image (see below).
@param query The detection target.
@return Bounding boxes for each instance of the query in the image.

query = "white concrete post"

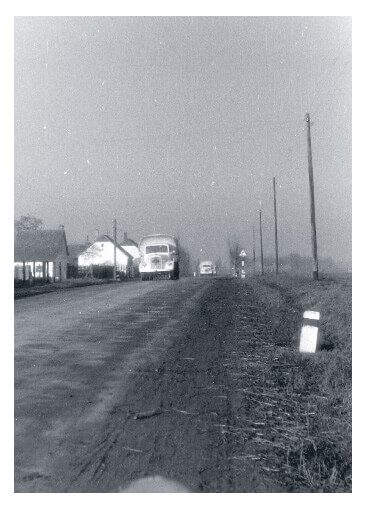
[300,310,320,353]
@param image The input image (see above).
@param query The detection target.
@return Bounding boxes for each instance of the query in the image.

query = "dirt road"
[15,276,291,493]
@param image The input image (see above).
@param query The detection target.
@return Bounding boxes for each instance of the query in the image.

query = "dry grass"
[238,273,352,492]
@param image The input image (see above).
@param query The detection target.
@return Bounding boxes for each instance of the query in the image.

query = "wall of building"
[78,242,129,271]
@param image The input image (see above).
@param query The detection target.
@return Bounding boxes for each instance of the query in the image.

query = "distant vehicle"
[199,260,215,276]
[138,234,179,281]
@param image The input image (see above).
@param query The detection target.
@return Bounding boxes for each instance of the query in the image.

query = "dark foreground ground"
[14,274,352,493]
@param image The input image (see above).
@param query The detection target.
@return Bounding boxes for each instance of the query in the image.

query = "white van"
[139,234,179,280]
[199,260,215,276]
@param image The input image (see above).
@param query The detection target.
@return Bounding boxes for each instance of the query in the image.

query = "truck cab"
[139,234,180,280]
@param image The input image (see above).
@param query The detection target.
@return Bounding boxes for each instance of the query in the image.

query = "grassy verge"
[14,278,117,299]
[245,273,352,492]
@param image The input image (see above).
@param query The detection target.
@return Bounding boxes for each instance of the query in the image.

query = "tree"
[288,253,302,271]
[175,235,192,276]
[214,258,223,275]
[227,237,241,271]
[79,244,103,278]
[15,215,44,236]
[179,245,192,276]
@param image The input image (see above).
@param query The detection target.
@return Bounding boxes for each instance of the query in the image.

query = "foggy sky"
[14,16,352,267]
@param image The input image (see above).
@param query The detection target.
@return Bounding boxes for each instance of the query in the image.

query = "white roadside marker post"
[300,311,320,353]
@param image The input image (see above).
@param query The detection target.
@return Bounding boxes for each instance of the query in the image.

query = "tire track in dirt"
[64,277,286,492]
[14,279,208,492]
[16,276,300,492]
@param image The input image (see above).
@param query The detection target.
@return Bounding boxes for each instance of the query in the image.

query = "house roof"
[14,229,69,262]
[94,234,109,243]
[120,232,138,247]
[68,243,89,259]
[90,234,133,259]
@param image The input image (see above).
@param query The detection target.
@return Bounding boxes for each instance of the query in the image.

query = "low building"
[120,232,139,259]
[78,234,134,278]
[14,228,69,283]
[67,243,90,278]
[120,232,140,277]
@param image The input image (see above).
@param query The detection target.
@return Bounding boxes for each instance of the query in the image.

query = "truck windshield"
[146,245,168,254]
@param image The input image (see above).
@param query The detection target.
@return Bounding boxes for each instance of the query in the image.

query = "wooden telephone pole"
[252,225,256,274]
[273,177,279,274]
[305,113,319,280]
[259,208,264,276]
[113,218,117,280]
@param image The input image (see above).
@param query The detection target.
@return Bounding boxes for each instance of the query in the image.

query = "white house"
[78,234,134,276]
[120,232,140,259]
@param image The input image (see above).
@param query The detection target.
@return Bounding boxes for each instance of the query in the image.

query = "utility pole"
[259,208,264,276]
[252,224,256,274]
[273,177,279,274]
[113,218,117,280]
[305,113,319,280]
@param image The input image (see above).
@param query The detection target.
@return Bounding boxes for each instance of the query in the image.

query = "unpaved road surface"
[15,277,295,493]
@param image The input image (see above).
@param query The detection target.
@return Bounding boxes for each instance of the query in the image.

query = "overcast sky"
[14,16,352,267]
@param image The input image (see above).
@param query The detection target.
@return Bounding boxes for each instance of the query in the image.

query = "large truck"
[138,234,180,280]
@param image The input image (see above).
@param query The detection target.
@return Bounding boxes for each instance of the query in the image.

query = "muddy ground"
[14,276,325,493]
